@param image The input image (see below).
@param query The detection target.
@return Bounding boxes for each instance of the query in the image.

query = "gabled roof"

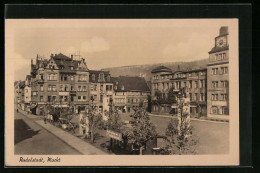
[89,70,111,83]
[151,66,172,73]
[208,45,229,54]
[112,76,150,92]
[19,81,25,88]
[52,53,71,61]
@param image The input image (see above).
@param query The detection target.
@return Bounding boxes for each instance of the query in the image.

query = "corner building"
[30,53,90,115]
[207,26,229,120]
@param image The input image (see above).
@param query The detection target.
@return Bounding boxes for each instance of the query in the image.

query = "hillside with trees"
[102,59,208,81]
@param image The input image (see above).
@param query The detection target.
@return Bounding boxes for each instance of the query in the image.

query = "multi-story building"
[89,70,113,116]
[207,26,229,120]
[30,53,90,115]
[151,66,207,116]
[112,76,150,113]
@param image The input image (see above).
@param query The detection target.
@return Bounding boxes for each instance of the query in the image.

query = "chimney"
[71,54,73,60]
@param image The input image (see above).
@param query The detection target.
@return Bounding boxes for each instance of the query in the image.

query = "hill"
[102,59,208,81]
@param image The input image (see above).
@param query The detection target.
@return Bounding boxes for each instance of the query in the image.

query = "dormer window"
[107,75,110,81]
[92,74,95,81]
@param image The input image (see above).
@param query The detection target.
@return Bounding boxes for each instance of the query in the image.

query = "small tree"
[123,105,157,155]
[161,91,199,155]
[161,118,198,155]
[86,106,103,143]
[105,98,123,132]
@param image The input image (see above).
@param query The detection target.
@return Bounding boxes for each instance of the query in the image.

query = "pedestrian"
[44,114,47,124]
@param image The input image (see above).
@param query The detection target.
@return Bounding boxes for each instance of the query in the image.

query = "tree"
[105,98,123,132]
[85,106,103,143]
[123,105,157,155]
[161,91,199,155]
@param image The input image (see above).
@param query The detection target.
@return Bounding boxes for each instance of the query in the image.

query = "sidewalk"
[147,113,229,124]
[17,108,110,155]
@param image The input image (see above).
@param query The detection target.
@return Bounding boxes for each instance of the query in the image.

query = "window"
[100,95,103,102]
[212,81,218,88]
[100,85,103,92]
[212,68,218,75]
[195,81,198,88]
[71,86,74,91]
[78,96,81,100]
[83,96,86,100]
[200,94,204,101]
[40,85,44,91]
[220,94,228,101]
[99,73,104,80]
[189,93,192,101]
[221,67,228,74]
[221,80,228,87]
[211,94,218,101]
[70,66,74,70]
[48,85,56,91]
[64,96,68,102]
[60,85,63,91]
[52,96,56,102]
[40,96,43,102]
[189,80,192,88]
[94,84,97,91]
[71,76,74,81]
[64,85,68,91]
[83,86,87,91]
[222,107,229,115]
[194,93,198,101]
[64,76,67,81]
[48,96,51,102]
[107,75,110,81]
[211,106,218,114]
[200,80,203,88]
[78,86,81,91]
[92,74,95,81]
[106,85,112,91]
[71,96,74,102]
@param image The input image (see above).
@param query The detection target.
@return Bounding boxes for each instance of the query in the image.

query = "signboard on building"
[107,129,123,141]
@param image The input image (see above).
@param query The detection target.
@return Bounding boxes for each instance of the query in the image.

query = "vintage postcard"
[5,19,239,166]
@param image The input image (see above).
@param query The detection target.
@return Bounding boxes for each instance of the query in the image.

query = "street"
[14,110,81,155]
[120,113,229,154]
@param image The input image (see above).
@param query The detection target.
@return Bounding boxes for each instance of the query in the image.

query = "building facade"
[207,26,229,120]
[112,76,150,113]
[89,70,113,117]
[30,53,90,115]
[151,66,207,116]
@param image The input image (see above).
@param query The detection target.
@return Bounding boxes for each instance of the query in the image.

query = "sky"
[5,19,235,81]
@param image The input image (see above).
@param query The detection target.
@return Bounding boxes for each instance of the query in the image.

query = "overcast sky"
[5,19,235,81]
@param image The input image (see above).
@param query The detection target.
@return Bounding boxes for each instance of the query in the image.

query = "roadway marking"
[147,114,229,124]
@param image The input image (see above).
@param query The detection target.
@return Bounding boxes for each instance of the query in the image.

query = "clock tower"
[207,26,229,121]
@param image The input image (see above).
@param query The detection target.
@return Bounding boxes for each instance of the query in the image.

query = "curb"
[147,113,229,124]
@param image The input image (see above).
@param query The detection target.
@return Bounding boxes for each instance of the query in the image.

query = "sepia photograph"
[5,19,239,166]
